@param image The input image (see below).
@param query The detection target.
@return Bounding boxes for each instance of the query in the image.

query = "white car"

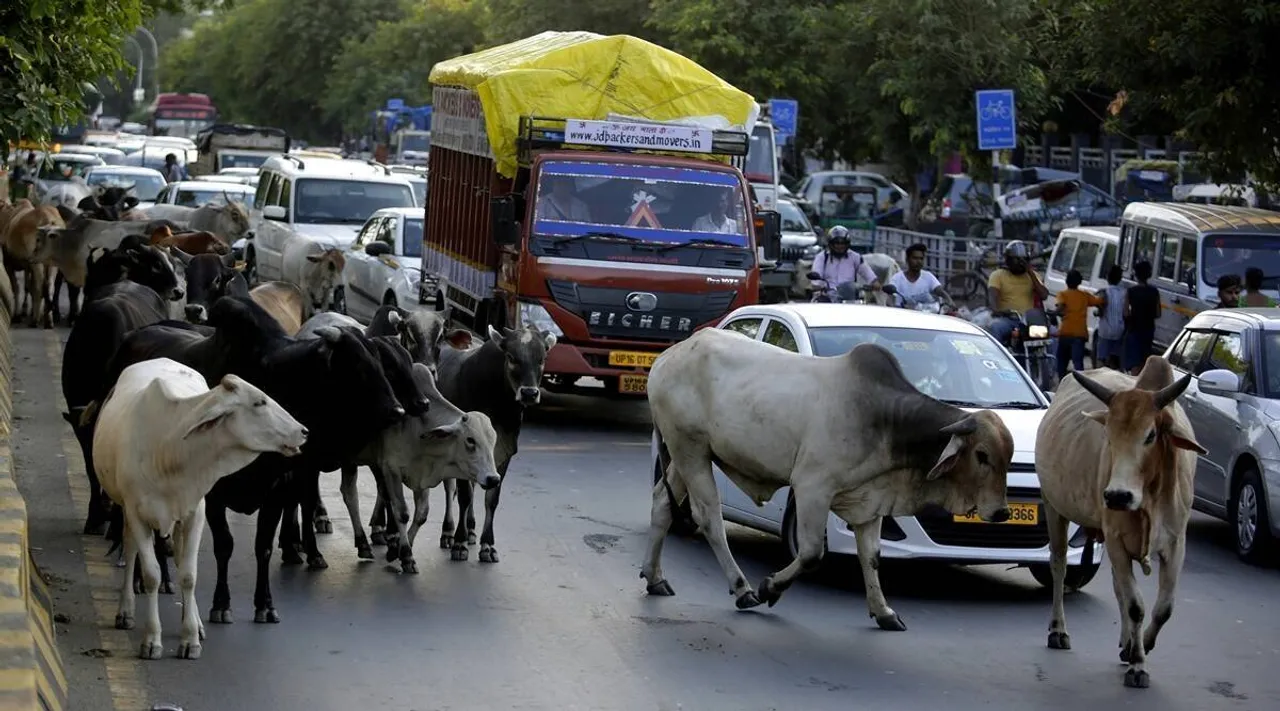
[82,166,168,204]
[138,180,255,211]
[650,303,1104,589]
[339,207,424,322]
[215,167,262,187]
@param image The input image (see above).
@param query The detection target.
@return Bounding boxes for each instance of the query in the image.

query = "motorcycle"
[880,284,959,316]
[1004,308,1058,393]
[806,271,880,304]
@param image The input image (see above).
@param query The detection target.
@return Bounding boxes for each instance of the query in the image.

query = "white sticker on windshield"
[950,340,982,356]
[981,359,1000,370]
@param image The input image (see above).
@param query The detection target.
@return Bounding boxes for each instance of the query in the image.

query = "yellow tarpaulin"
[429,31,760,178]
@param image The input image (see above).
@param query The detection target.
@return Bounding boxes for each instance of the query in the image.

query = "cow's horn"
[940,415,978,436]
[1071,371,1115,406]
[1153,372,1194,410]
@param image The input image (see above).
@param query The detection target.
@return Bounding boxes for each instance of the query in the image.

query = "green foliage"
[485,0,658,45]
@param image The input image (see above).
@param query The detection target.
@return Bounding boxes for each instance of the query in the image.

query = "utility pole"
[136,27,160,99]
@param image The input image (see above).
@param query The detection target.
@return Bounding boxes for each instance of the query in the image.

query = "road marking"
[45,331,150,711]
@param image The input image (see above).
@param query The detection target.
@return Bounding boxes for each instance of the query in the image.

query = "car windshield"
[808,325,1042,406]
[402,218,423,258]
[294,178,415,224]
[408,179,426,207]
[778,201,812,233]
[745,125,776,184]
[38,158,94,181]
[1202,234,1280,295]
[175,187,251,208]
[219,153,270,170]
[86,172,165,201]
[532,159,750,248]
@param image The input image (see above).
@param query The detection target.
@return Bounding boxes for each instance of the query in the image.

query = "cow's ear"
[1165,421,1207,455]
[487,324,503,345]
[446,329,472,349]
[1081,409,1108,424]
[422,421,461,440]
[542,331,557,351]
[927,434,966,480]
[183,403,232,439]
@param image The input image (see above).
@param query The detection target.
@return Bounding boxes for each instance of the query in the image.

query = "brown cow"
[148,226,229,255]
[249,281,310,336]
[0,201,64,328]
[1034,357,1205,689]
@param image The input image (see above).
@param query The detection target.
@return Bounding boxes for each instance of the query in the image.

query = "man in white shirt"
[536,175,592,222]
[691,189,738,234]
[887,243,954,308]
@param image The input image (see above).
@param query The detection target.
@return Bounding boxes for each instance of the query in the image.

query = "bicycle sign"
[975,89,1016,151]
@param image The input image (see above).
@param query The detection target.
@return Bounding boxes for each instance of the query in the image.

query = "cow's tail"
[104,504,125,557]
[1081,528,1098,569]
[654,425,682,514]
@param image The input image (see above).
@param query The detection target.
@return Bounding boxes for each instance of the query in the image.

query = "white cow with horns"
[92,358,307,660]
[641,327,1015,629]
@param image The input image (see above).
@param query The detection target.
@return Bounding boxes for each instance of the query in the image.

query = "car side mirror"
[491,194,520,248]
[1198,368,1241,396]
[365,241,392,257]
[753,209,782,261]
[888,192,903,205]
[263,205,287,221]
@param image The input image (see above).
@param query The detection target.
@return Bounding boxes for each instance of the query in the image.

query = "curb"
[0,298,68,711]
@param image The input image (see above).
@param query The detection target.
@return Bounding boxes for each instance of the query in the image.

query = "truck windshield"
[294,179,416,225]
[532,160,750,248]
[219,152,271,170]
[401,134,430,152]
[1203,234,1280,294]
[745,124,776,184]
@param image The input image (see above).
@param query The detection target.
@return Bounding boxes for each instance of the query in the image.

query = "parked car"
[1043,225,1121,360]
[338,207,423,322]
[82,165,168,204]
[1163,308,1280,563]
[792,170,910,227]
[651,302,1104,589]
[776,198,822,297]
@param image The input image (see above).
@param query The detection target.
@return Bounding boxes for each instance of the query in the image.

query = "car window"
[1100,242,1118,277]
[265,176,284,210]
[277,178,291,210]
[723,318,762,339]
[1157,231,1181,281]
[254,172,275,209]
[1207,332,1248,378]
[1051,237,1077,273]
[1170,330,1215,372]
[1071,239,1100,278]
[378,218,397,245]
[1178,235,1197,285]
[354,218,382,248]
[763,320,799,352]
[1133,226,1158,268]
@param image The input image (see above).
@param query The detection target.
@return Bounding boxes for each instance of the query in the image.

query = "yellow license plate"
[619,374,649,394]
[953,502,1039,525]
[608,351,659,368]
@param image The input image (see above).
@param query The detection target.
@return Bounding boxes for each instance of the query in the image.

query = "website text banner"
[564,120,712,154]
[431,86,494,159]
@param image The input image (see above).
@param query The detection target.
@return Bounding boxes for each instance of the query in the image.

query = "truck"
[745,107,780,212]
[191,123,290,176]
[369,102,432,166]
[418,30,781,397]
[147,92,218,139]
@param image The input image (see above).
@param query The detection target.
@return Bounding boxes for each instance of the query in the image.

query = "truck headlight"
[519,301,563,337]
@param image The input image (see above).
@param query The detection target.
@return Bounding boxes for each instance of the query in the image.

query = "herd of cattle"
[0,185,1208,689]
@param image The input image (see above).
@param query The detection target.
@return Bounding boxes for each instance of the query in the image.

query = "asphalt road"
[8,325,1280,711]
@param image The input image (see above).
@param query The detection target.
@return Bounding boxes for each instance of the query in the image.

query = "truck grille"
[546,280,738,343]
[779,245,808,262]
[915,485,1050,549]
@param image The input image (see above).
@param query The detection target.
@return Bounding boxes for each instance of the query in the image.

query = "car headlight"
[519,301,563,337]
[1028,325,1050,339]
[803,244,821,258]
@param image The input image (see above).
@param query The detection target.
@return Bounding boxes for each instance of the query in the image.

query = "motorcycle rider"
[985,240,1049,345]
[811,225,879,301]
[887,242,954,309]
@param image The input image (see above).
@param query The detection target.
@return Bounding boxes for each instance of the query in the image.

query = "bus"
[147,93,218,139]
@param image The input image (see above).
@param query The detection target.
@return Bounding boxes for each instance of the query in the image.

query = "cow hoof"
[1047,631,1072,650]
[401,559,419,574]
[138,641,163,660]
[208,609,233,624]
[385,543,401,563]
[757,576,784,608]
[253,607,280,624]
[467,532,478,545]
[159,580,174,595]
[281,549,304,565]
[370,529,386,546]
[1123,668,1150,689]
[114,612,134,630]
[356,544,374,560]
[734,591,763,610]
[177,641,202,660]
[307,554,328,571]
[645,579,675,597]
[874,612,907,631]
[479,546,499,563]
[314,518,333,535]
[450,544,469,562]
[439,534,453,549]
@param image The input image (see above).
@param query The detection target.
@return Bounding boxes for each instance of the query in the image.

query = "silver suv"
[1164,308,1280,564]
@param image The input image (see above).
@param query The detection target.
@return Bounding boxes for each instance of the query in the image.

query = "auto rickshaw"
[817,183,878,254]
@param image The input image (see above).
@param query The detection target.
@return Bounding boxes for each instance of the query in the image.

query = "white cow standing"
[280,239,346,311]
[92,358,308,660]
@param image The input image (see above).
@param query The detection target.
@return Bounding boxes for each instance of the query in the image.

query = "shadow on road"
[526,389,652,433]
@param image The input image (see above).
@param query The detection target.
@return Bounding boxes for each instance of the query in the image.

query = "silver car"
[1164,308,1280,563]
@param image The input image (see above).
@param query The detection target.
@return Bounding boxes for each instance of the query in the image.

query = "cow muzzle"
[987,507,1011,523]
[1104,488,1138,511]
[185,304,208,323]
[517,386,541,405]
[169,287,185,301]
[478,473,501,490]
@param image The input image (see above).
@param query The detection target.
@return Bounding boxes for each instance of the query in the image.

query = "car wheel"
[781,494,828,574]
[1230,467,1276,565]
[1029,561,1101,591]
[653,461,696,538]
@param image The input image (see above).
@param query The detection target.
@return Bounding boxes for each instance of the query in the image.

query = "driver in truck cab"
[536,175,591,222]
[985,240,1049,345]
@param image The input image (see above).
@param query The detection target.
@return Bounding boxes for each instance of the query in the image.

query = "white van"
[1044,225,1121,352]
[246,153,416,284]
[1117,202,1280,350]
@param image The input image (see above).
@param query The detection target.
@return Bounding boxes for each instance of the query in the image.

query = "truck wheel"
[1029,562,1101,591]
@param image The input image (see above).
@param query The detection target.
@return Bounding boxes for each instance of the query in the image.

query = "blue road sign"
[386,98,406,111]
[768,98,798,138]
[975,89,1016,151]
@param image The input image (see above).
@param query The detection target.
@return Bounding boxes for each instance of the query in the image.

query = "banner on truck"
[431,86,494,159]
[564,120,712,154]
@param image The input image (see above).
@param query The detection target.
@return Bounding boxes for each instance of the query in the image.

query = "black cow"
[420,324,556,564]
[367,305,452,376]
[61,236,185,535]
[95,295,409,624]
[169,250,248,323]
[76,186,140,221]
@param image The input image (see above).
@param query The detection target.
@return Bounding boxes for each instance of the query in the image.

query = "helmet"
[827,225,851,245]
[1003,240,1030,259]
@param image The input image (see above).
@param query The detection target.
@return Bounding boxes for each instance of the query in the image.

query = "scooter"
[806,271,879,304]
[880,284,959,316]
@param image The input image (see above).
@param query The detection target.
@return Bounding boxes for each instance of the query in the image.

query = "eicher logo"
[625,292,658,312]
[588,311,693,332]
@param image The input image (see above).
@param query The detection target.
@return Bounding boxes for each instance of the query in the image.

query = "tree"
[323,0,487,134]
[484,0,660,46]
[1070,0,1280,186]
[0,0,146,155]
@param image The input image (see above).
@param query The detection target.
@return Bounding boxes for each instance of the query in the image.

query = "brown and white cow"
[1035,357,1205,689]
[249,281,310,336]
[642,327,1014,629]
[0,200,64,327]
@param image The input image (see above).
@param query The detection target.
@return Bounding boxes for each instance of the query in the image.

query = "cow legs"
[449,481,474,561]
[72,423,111,535]
[477,464,507,563]
[128,510,163,659]
[174,503,206,660]
[369,488,388,546]
[339,464,374,560]
[1045,504,1073,650]
[66,281,81,324]
[314,495,333,534]
[396,486,430,574]
[850,517,906,631]
[132,534,173,595]
[206,501,236,624]
[51,272,64,324]
[115,516,138,631]
[277,503,304,565]
[439,478,457,549]
[1141,537,1184,659]
[757,488,831,609]
[1107,537,1149,688]
[252,498,285,623]
[298,470,328,570]
[640,468,686,596]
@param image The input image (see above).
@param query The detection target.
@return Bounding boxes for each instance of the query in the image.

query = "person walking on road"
[1095,264,1127,369]
[162,153,183,184]
[1122,260,1160,374]
[1053,269,1103,378]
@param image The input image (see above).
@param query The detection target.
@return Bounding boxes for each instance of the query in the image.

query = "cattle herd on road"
[0,187,1205,689]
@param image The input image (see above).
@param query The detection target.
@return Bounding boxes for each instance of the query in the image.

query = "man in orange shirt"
[1054,269,1104,378]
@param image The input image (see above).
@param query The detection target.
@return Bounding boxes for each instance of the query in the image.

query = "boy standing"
[1095,265,1127,369]
[1054,269,1103,378]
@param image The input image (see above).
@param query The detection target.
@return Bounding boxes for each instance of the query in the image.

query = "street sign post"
[975,89,1016,238]
[768,98,798,141]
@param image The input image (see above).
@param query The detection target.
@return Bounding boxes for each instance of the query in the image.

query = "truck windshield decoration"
[532,161,749,249]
